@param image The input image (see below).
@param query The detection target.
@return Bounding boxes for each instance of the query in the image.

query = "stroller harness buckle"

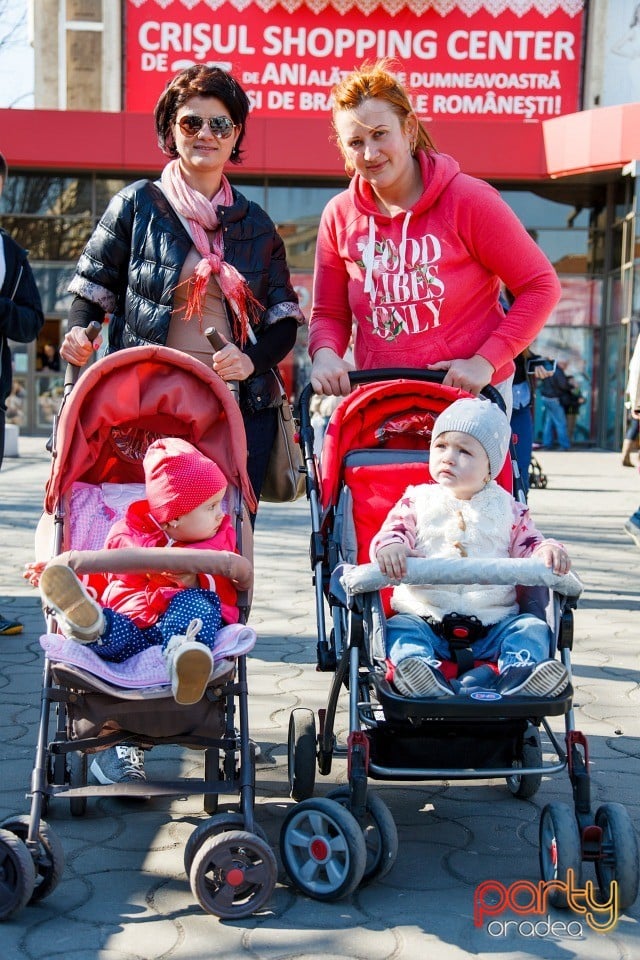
[423,613,489,675]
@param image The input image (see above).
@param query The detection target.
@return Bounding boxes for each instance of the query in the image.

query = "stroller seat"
[39,479,256,696]
[337,446,570,712]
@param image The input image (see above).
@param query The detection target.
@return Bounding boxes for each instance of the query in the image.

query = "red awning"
[2,102,639,183]
[543,103,640,179]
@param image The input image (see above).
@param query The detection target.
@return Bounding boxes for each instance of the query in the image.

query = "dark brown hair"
[154,65,250,164]
[0,152,7,181]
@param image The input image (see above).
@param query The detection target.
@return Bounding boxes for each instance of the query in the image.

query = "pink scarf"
[160,159,260,345]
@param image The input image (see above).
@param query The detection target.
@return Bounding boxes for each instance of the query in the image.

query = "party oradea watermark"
[475,870,618,939]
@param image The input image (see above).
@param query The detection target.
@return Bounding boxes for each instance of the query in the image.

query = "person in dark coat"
[0,150,45,635]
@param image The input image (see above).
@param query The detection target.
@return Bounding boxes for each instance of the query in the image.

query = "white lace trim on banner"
[128,0,585,20]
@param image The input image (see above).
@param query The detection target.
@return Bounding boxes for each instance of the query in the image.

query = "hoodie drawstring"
[363,210,413,300]
[398,210,412,278]
[363,216,376,296]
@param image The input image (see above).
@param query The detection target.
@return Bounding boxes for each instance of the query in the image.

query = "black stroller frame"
[279,369,639,911]
[0,345,277,921]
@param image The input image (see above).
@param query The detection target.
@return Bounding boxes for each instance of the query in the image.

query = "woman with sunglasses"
[60,64,304,506]
[58,65,304,788]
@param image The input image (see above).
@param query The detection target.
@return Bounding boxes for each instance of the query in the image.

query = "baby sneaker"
[496,657,569,697]
[393,656,455,698]
[164,618,213,705]
[39,564,104,643]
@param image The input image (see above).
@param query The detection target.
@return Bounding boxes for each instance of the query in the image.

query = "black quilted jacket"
[69,179,302,352]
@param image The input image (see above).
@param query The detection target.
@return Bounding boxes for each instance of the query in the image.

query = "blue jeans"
[541,396,570,450]
[86,588,222,663]
[385,612,552,673]
[510,404,533,495]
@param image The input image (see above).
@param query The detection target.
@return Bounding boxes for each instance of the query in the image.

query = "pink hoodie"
[308,152,561,384]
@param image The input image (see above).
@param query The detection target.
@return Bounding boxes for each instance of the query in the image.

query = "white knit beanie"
[431,398,511,478]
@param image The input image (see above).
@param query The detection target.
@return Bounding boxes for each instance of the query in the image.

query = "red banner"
[125,1,584,122]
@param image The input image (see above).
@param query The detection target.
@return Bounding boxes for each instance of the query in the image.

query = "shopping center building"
[1,0,639,447]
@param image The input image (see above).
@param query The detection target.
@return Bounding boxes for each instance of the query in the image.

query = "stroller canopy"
[319,379,513,509]
[45,346,256,514]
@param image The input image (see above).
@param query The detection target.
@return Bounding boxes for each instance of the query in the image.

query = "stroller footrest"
[374,677,573,722]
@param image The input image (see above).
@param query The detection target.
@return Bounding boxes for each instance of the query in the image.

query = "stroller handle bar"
[47,549,253,591]
[347,368,505,409]
[299,369,506,426]
[341,557,582,599]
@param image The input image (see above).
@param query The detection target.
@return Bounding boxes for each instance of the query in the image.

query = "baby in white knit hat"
[371,397,571,699]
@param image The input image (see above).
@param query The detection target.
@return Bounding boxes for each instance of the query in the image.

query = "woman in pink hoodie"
[309,61,561,409]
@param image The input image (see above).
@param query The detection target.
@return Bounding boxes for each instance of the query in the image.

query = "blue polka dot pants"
[85,588,222,663]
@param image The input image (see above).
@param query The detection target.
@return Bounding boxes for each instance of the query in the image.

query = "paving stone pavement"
[0,437,639,958]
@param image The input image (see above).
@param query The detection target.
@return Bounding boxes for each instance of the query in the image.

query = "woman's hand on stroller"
[311,347,353,397]
[534,544,571,576]
[210,332,255,382]
[425,355,495,395]
[60,325,103,366]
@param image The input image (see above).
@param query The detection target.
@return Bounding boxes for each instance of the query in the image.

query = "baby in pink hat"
[35,438,250,709]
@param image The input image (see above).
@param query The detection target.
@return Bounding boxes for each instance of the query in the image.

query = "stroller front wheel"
[0,815,64,904]
[184,812,269,876]
[280,797,367,900]
[594,803,640,910]
[325,786,398,884]
[189,829,277,919]
[0,828,36,919]
[539,802,582,907]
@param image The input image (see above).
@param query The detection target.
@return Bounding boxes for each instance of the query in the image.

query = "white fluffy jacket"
[382,483,522,624]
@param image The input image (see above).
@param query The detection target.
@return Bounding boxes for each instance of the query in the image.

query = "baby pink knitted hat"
[143,438,227,523]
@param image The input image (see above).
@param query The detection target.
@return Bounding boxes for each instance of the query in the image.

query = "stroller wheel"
[288,709,317,802]
[326,786,398,883]
[595,803,640,910]
[539,802,582,907]
[0,828,36,919]
[184,813,269,876]
[189,829,277,919]
[280,797,367,900]
[68,751,88,817]
[506,725,543,799]
[0,815,65,904]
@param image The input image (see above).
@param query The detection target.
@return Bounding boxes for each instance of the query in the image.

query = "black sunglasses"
[177,115,237,139]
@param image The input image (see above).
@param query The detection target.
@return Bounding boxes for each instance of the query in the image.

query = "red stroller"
[280,370,639,913]
[0,346,277,921]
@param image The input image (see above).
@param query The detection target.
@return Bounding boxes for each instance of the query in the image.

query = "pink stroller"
[0,345,277,921]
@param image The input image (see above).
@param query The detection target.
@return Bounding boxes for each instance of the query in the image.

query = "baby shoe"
[393,657,455,698]
[164,618,213,705]
[496,658,569,697]
[39,564,104,643]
